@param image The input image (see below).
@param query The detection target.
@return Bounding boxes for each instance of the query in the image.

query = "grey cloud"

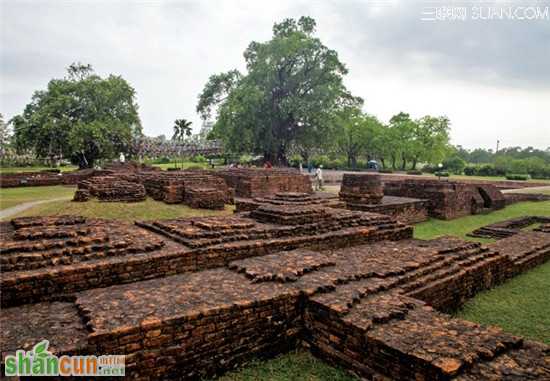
[0,0,548,149]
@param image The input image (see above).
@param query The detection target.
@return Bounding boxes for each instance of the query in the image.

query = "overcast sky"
[1,0,549,150]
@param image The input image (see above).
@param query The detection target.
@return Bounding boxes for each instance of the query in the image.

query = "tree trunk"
[412,158,418,170]
[276,144,288,166]
[380,158,386,169]
[391,155,396,170]
[401,156,406,170]
[351,155,357,170]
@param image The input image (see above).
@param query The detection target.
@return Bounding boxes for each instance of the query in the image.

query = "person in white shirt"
[315,165,324,191]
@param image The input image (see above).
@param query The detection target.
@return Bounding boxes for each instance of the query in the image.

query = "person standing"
[315,165,324,191]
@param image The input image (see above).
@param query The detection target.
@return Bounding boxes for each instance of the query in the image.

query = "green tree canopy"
[12,63,141,168]
[197,16,361,165]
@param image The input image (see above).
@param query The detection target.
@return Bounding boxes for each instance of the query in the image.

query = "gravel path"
[0,196,72,220]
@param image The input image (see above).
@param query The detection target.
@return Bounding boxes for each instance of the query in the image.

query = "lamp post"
[437,163,443,181]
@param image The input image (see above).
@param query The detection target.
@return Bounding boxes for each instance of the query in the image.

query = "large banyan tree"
[197,16,362,165]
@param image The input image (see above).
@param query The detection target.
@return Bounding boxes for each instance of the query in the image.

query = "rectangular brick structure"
[383,178,506,219]
[2,229,549,380]
[140,170,233,208]
[214,168,312,198]
[469,215,550,239]
[0,206,411,307]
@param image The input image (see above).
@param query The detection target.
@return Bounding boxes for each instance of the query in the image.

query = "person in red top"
[264,161,272,169]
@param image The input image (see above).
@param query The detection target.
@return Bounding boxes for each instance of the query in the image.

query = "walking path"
[502,186,550,194]
[0,196,71,220]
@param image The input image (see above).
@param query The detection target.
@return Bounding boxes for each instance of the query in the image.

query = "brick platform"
[2,229,549,380]
[235,192,338,212]
[214,168,312,197]
[0,206,410,307]
[73,175,146,202]
[469,215,550,239]
[337,174,429,224]
[383,178,506,219]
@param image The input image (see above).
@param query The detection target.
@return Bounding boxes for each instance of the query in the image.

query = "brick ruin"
[235,192,339,212]
[339,174,429,224]
[139,170,233,210]
[214,168,313,198]
[383,177,506,219]
[1,202,550,380]
[0,162,160,188]
[468,215,550,240]
[73,175,147,202]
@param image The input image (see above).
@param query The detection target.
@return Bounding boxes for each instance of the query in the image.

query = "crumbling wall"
[215,168,312,197]
[383,179,505,219]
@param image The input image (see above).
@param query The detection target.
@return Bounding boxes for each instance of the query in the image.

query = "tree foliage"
[197,16,361,165]
[11,63,141,168]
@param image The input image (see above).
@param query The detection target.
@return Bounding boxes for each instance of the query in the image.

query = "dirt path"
[0,196,72,220]
[502,186,550,194]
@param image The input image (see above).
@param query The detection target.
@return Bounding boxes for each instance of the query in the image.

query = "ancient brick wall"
[504,192,550,205]
[339,173,384,205]
[383,179,505,219]
[469,216,550,239]
[2,209,550,380]
[74,176,146,202]
[1,208,411,307]
[140,170,233,208]
[0,171,65,188]
[215,168,312,197]
[235,192,339,212]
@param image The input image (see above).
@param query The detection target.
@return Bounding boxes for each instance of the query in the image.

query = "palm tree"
[172,119,192,168]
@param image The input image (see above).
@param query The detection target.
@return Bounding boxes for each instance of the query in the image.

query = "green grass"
[414,201,550,242]
[151,162,210,170]
[449,174,550,184]
[6,197,233,221]
[216,350,355,381]
[0,165,78,173]
[0,185,76,210]
[454,261,550,344]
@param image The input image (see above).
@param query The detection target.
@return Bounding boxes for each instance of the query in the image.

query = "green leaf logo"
[32,340,50,358]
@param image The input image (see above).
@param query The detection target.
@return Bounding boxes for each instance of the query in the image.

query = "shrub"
[192,154,207,163]
[186,165,204,171]
[407,170,423,175]
[442,156,466,174]
[155,156,171,164]
[463,166,477,176]
[289,154,302,168]
[238,154,253,165]
[379,168,393,173]
[434,171,450,177]
[310,155,331,168]
[505,174,530,181]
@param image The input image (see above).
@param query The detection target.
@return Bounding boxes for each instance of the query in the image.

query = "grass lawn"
[151,162,211,170]
[414,201,550,242]
[5,197,233,221]
[0,185,76,210]
[0,165,78,173]
[217,350,355,381]
[449,174,550,184]
[454,261,550,344]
